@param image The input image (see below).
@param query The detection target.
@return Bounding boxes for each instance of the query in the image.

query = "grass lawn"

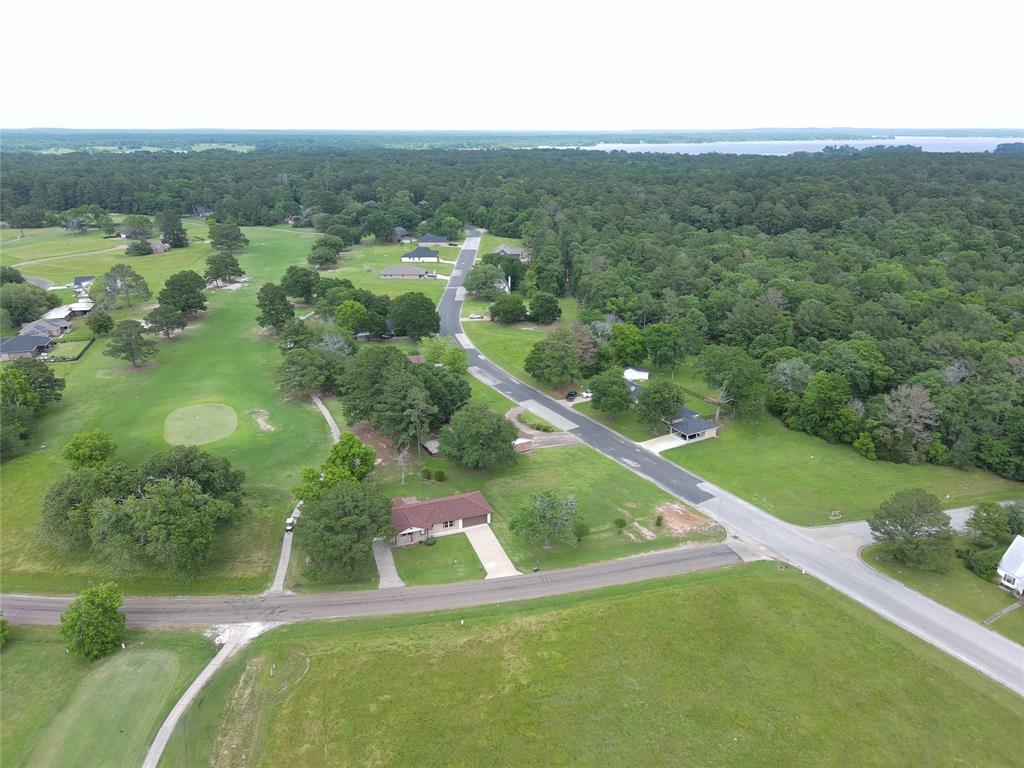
[464,371,516,413]
[862,540,1024,645]
[461,297,581,395]
[0,220,215,291]
[663,415,1024,526]
[320,242,457,303]
[47,339,93,360]
[0,225,336,595]
[392,533,486,585]
[574,400,656,441]
[162,562,1024,768]
[376,445,722,571]
[478,232,523,258]
[0,625,214,768]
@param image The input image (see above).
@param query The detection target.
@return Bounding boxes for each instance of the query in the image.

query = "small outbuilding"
[0,334,55,361]
[662,406,718,443]
[401,246,440,263]
[997,535,1024,596]
[150,242,171,254]
[392,491,494,546]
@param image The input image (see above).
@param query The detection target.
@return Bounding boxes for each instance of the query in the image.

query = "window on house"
[443,520,455,529]
[1002,573,1015,585]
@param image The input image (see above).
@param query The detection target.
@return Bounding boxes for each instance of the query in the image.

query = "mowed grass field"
[161,563,1024,767]
[461,297,582,394]
[664,415,1024,526]
[320,242,458,303]
[464,312,1023,528]
[862,540,1024,645]
[0,223,335,594]
[0,224,212,290]
[392,533,486,585]
[0,625,214,768]
[377,445,722,572]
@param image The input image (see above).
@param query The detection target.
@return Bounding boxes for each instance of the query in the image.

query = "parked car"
[379,332,395,340]
[285,517,296,532]
[565,391,578,401]
[581,389,593,399]
[468,313,483,320]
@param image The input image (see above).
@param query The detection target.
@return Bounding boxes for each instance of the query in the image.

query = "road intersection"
[2,233,1021,700]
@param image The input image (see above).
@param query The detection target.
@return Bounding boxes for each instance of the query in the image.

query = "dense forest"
[2,148,1022,480]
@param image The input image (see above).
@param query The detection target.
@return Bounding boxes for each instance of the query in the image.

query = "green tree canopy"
[868,489,953,571]
[62,429,117,468]
[524,330,581,388]
[295,479,392,580]
[490,294,528,324]
[528,291,561,324]
[439,402,518,469]
[144,305,187,338]
[388,292,439,340]
[256,282,295,333]
[58,582,126,660]
[158,270,207,314]
[103,320,157,367]
[208,220,249,255]
[509,491,584,548]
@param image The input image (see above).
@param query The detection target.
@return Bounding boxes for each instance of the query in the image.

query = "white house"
[996,535,1024,596]
[623,366,650,382]
[401,246,440,263]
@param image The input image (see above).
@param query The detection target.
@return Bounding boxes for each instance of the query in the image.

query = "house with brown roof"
[392,491,494,546]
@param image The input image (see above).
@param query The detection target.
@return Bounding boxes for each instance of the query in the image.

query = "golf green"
[164,403,238,445]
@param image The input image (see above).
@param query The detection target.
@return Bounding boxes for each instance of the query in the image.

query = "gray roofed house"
[379,265,428,280]
[19,318,71,338]
[662,406,719,442]
[418,233,448,245]
[72,276,94,288]
[401,246,440,263]
[495,244,529,262]
[0,334,55,361]
[388,226,412,243]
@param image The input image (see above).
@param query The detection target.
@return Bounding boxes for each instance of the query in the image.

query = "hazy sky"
[4,0,1022,130]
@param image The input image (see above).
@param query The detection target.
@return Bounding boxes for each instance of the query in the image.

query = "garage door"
[462,514,488,528]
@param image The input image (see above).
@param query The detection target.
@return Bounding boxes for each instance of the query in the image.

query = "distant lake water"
[579,136,1024,155]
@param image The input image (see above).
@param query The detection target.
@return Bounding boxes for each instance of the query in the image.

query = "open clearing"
[0,625,213,768]
[862,540,1024,645]
[392,533,487,585]
[377,444,723,572]
[664,414,1023,526]
[161,563,1024,767]
[320,242,458,303]
[0,223,333,595]
[164,403,239,445]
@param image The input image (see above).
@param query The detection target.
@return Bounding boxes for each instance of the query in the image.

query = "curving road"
[440,231,1024,697]
[2,233,1021,699]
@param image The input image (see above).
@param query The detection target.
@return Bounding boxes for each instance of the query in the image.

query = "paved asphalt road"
[0,544,740,626]
[443,232,1024,697]
[3,233,1021,698]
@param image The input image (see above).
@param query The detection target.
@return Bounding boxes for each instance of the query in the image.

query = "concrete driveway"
[464,525,520,579]
[372,540,405,588]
